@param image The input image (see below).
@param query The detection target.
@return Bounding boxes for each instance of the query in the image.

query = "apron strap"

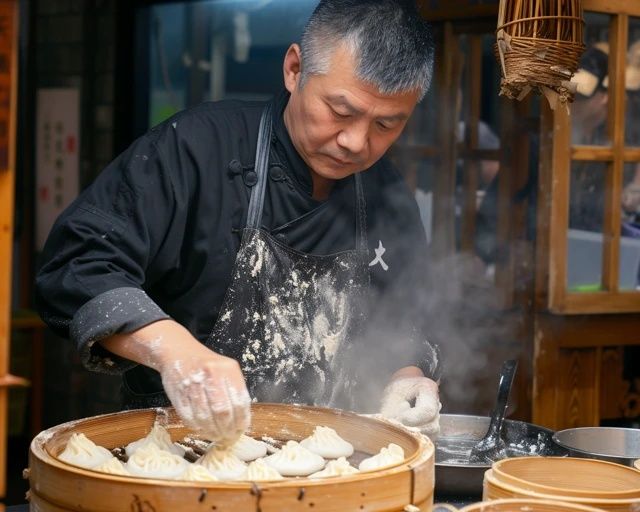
[247,102,368,254]
[246,102,273,230]
[354,172,367,253]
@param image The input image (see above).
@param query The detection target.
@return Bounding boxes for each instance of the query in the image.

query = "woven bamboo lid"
[458,498,605,511]
[483,467,640,512]
[491,457,640,499]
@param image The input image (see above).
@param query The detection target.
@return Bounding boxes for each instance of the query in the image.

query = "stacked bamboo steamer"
[483,457,640,511]
[28,403,435,512]
[452,498,606,511]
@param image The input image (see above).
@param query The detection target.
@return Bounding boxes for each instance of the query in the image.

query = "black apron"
[122,103,370,409]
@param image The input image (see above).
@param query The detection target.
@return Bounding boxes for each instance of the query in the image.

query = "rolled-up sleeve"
[35,126,184,374]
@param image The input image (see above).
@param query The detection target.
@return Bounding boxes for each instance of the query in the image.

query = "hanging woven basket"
[496,0,585,109]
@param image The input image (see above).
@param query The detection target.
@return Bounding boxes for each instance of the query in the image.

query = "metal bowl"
[552,427,640,467]
[435,414,566,498]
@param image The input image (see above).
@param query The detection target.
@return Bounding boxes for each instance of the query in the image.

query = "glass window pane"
[571,12,611,146]
[620,162,640,290]
[625,17,640,146]
[140,0,318,130]
[568,161,607,291]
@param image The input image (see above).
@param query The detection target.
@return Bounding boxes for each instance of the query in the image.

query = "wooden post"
[432,22,463,262]
[0,0,17,502]
[459,35,482,254]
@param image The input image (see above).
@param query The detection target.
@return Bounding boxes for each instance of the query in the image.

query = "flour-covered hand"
[380,367,441,436]
[101,319,251,445]
[156,334,251,445]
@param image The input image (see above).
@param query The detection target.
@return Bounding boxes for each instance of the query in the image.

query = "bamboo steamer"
[28,403,435,512]
[491,457,640,499]
[483,466,640,512]
[457,498,606,511]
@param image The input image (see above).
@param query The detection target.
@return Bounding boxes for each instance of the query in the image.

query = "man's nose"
[336,122,368,155]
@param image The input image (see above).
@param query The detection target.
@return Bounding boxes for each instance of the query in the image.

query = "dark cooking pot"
[435,414,567,498]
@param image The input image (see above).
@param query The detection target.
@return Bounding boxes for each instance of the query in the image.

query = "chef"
[35,0,441,443]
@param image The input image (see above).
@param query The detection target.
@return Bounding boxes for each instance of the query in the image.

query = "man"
[36,0,440,444]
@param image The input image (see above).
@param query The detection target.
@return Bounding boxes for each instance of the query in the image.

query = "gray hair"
[300,0,435,100]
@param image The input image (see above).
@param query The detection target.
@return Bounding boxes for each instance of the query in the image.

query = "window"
[544,0,640,312]
[134,0,317,131]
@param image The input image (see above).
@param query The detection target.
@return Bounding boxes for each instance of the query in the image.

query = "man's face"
[283,43,420,181]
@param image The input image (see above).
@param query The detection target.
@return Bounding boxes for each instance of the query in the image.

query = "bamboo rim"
[37,405,430,486]
[29,404,435,512]
[459,498,607,512]
[484,469,640,507]
[491,457,640,499]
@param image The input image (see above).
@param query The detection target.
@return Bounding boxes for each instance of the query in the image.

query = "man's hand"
[379,366,441,436]
[100,320,251,444]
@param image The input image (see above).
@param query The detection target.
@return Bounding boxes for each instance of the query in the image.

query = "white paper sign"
[36,88,80,250]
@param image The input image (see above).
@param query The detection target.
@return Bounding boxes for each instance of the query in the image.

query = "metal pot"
[434,414,566,498]
[552,427,640,467]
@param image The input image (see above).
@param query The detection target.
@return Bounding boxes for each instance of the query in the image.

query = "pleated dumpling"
[300,426,354,459]
[58,433,113,469]
[179,464,218,482]
[196,446,247,480]
[125,443,189,479]
[358,443,405,472]
[231,435,268,462]
[309,457,359,479]
[263,440,325,476]
[245,458,284,481]
[125,422,185,457]
[93,456,130,476]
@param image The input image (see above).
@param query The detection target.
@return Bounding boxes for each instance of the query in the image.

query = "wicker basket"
[28,403,435,512]
[496,0,585,108]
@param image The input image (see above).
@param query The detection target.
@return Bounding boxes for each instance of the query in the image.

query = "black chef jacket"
[35,90,437,407]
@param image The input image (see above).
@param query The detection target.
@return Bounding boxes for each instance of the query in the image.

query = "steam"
[347,250,521,417]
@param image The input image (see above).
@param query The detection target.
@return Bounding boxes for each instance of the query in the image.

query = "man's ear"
[283,43,303,93]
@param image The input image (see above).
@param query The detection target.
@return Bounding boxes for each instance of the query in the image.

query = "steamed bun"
[300,426,354,459]
[263,440,325,477]
[58,433,113,469]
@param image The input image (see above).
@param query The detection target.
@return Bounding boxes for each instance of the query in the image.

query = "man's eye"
[377,121,391,130]
[332,109,350,119]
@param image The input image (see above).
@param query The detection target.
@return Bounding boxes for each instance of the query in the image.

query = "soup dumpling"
[263,440,325,477]
[358,443,404,472]
[125,443,188,479]
[300,426,354,459]
[58,433,113,469]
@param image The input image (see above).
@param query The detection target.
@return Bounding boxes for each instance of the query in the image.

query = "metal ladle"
[469,359,518,464]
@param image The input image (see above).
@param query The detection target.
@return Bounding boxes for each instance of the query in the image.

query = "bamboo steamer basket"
[483,467,640,512]
[28,403,435,512]
[451,498,606,511]
[491,457,640,499]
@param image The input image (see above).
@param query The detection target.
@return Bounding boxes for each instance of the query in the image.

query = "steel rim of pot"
[552,427,640,461]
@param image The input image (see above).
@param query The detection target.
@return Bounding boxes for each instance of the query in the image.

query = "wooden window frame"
[545,0,640,313]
